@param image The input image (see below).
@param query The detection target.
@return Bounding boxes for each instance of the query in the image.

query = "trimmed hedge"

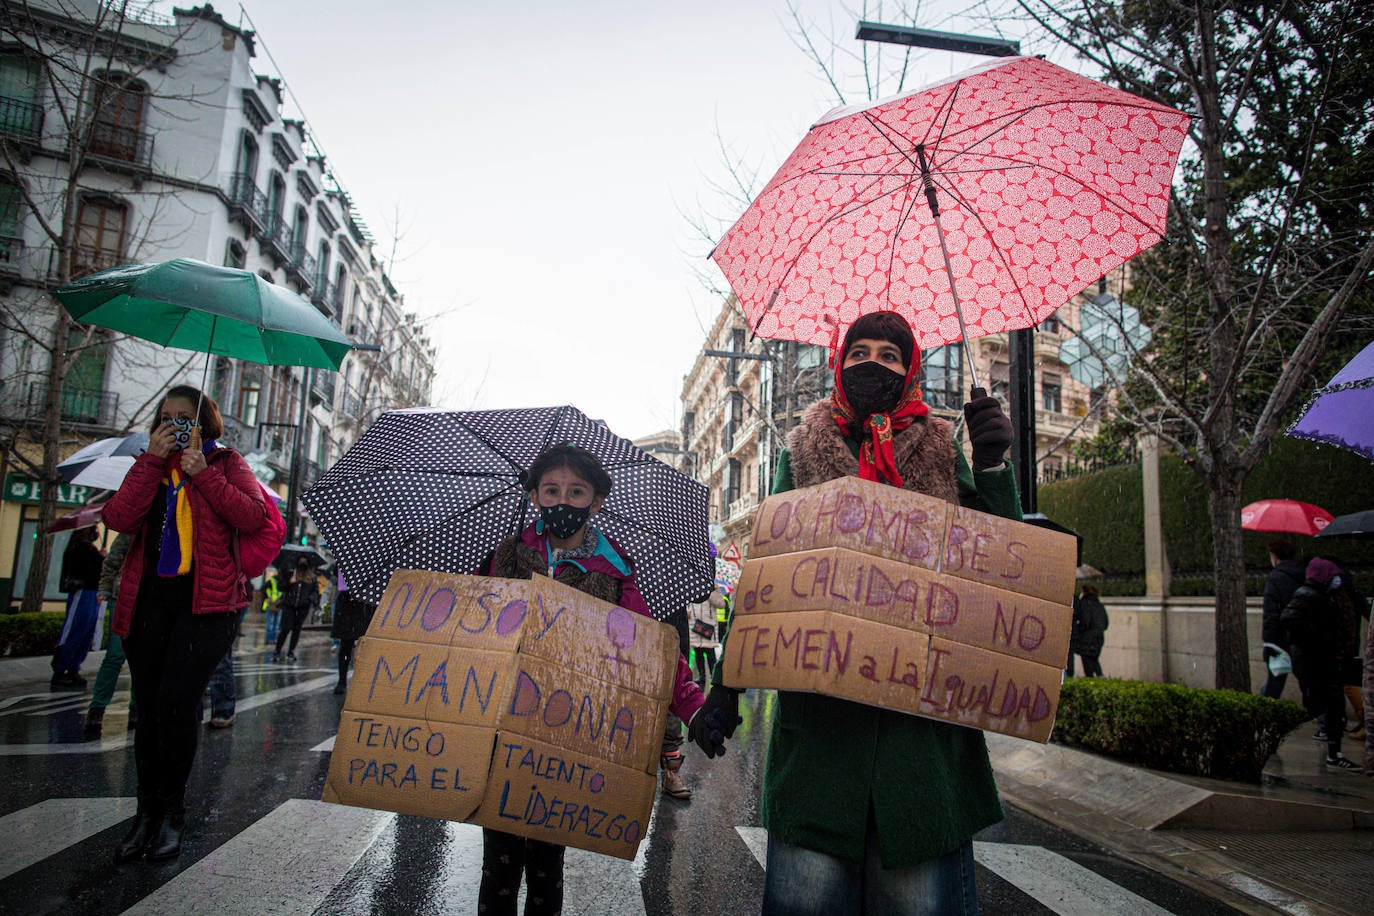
[1039,435,1374,595]
[0,612,63,657]
[1052,678,1309,783]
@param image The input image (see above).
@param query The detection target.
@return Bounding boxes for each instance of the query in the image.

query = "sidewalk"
[989,727,1374,915]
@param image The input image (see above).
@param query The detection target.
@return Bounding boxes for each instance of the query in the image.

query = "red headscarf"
[830,317,929,487]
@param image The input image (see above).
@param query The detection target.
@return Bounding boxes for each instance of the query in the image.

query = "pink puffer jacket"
[102,447,268,636]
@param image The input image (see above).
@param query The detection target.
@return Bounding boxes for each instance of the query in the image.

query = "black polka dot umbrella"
[301,405,716,620]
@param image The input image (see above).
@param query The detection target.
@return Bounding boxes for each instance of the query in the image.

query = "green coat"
[761,443,1021,868]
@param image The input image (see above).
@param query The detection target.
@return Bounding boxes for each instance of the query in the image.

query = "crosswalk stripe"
[0,675,336,757]
[972,841,1175,916]
[737,826,768,868]
[0,797,137,880]
[120,799,393,915]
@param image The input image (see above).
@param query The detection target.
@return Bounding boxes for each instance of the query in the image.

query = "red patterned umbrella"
[1240,499,1333,537]
[47,500,106,534]
[711,56,1189,387]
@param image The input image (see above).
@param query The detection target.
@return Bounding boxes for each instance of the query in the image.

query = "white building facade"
[0,2,434,608]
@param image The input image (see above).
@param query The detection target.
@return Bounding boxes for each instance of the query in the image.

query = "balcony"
[227,172,268,233]
[0,95,42,141]
[68,244,126,279]
[311,371,336,406]
[25,383,119,426]
[78,122,154,170]
[262,215,292,265]
[311,279,335,314]
[300,458,322,490]
[0,236,23,289]
[286,245,316,293]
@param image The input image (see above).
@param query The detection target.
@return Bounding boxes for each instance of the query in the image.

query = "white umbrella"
[57,433,149,486]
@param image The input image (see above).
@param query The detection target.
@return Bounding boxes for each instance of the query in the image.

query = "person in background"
[273,558,318,663]
[261,567,281,647]
[205,602,249,728]
[1261,539,1306,699]
[661,604,694,800]
[1070,583,1110,677]
[1281,557,1363,773]
[1362,587,1374,776]
[688,589,724,688]
[474,443,728,914]
[101,384,269,862]
[85,533,133,739]
[52,526,104,690]
[330,569,376,695]
[703,311,1019,914]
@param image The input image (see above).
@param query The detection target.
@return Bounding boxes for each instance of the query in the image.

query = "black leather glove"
[964,393,1014,470]
[700,685,743,738]
[689,688,743,758]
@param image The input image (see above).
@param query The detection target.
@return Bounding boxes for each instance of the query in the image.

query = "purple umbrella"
[1287,340,1374,460]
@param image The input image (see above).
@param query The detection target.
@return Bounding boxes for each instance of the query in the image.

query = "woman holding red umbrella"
[703,312,1020,914]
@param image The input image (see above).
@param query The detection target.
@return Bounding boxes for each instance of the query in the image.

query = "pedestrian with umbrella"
[99,386,272,862]
[702,312,1020,911]
[50,525,104,690]
[272,555,319,663]
[472,442,729,913]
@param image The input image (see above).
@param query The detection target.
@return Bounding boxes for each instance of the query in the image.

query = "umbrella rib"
[929,172,1040,328]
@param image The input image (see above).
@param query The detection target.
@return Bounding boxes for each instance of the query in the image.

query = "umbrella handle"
[971,387,988,400]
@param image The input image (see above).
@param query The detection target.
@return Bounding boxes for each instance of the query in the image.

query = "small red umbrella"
[711,56,1189,388]
[1239,499,1334,536]
[47,500,106,534]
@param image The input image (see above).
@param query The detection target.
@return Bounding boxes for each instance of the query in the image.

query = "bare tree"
[984,0,1374,689]
[0,0,213,612]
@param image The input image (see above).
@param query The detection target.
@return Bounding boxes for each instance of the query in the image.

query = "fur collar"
[786,399,959,505]
[489,536,623,606]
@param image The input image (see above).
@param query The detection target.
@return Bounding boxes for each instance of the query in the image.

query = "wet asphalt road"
[0,634,1238,915]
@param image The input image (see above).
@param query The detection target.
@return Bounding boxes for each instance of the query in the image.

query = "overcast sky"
[232,1,1012,441]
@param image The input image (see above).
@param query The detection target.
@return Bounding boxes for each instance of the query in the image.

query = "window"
[682,410,694,444]
[0,176,21,257]
[89,73,145,161]
[291,204,309,256]
[1042,373,1063,412]
[921,344,963,410]
[725,458,741,506]
[316,239,331,289]
[224,238,246,269]
[0,54,42,137]
[266,171,286,234]
[1041,313,1061,334]
[233,131,259,189]
[238,366,262,426]
[65,332,109,422]
[73,197,126,277]
[212,356,236,410]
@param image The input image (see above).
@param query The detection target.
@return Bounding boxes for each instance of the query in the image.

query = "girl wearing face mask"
[100,385,269,864]
[703,311,1022,914]
[474,442,712,916]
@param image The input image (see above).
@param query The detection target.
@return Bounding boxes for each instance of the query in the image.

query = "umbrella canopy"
[56,433,149,485]
[711,56,1188,383]
[1240,499,1333,536]
[48,500,106,534]
[301,406,716,620]
[1315,510,1374,541]
[1287,340,1374,461]
[1075,564,1104,580]
[277,544,327,569]
[53,258,353,371]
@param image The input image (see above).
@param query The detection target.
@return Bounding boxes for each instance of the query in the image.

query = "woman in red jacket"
[101,385,268,863]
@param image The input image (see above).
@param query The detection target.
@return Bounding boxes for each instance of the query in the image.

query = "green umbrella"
[53,257,353,370]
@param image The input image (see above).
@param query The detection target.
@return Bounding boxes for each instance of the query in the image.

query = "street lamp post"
[856,21,1036,514]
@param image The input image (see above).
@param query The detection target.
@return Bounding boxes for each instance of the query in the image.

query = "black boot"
[114,813,159,863]
[145,812,184,862]
[84,706,105,741]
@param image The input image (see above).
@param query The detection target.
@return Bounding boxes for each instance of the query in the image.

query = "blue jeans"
[763,831,978,915]
[207,608,247,719]
[265,608,281,645]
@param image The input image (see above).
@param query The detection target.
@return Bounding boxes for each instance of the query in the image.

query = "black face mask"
[841,361,906,418]
[540,503,591,540]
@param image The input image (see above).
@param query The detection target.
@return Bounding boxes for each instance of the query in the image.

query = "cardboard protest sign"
[723,476,1075,742]
[323,569,677,858]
